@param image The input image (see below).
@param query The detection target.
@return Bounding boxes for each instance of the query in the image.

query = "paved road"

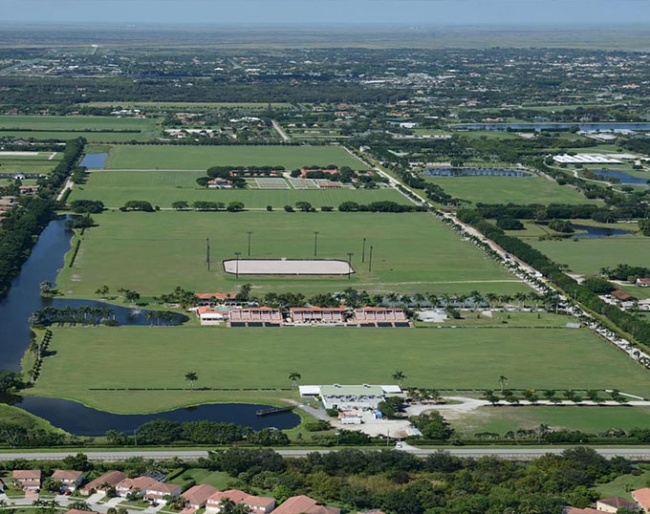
[3,447,650,462]
[272,120,290,142]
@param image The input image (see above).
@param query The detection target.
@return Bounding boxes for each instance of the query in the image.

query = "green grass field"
[450,406,650,437]
[105,145,365,170]
[423,175,591,205]
[168,469,233,489]
[69,170,407,208]
[57,211,526,296]
[31,325,650,413]
[0,115,159,142]
[528,235,650,275]
[0,151,61,173]
[595,469,650,502]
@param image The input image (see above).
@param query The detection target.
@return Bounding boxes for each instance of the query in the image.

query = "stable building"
[289,307,346,324]
[300,384,404,410]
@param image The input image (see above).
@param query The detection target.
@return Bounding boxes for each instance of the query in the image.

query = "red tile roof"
[52,470,83,482]
[272,495,340,514]
[82,471,126,493]
[13,470,41,480]
[633,488,650,509]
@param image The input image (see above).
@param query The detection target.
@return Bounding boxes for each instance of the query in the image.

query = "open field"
[528,235,650,275]
[105,145,365,170]
[168,469,233,490]
[449,406,650,437]
[0,115,159,142]
[57,211,528,296]
[423,175,592,205]
[68,170,408,208]
[31,325,650,413]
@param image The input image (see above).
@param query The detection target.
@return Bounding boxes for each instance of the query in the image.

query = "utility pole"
[247,231,253,257]
[368,245,374,272]
[347,252,353,280]
[362,237,366,263]
[235,252,241,280]
[313,231,319,257]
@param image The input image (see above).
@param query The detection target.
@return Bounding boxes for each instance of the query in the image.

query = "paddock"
[222,259,354,275]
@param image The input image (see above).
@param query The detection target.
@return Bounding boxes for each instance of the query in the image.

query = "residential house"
[52,470,84,492]
[206,489,275,514]
[633,488,650,513]
[143,482,182,502]
[637,278,650,287]
[181,484,219,509]
[81,470,126,495]
[271,495,340,514]
[596,497,639,513]
[12,470,41,491]
[115,476,158,497]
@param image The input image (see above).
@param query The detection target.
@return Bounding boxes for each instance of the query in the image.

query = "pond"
[4,396,299,436]
[590,170,649,186]
[0,219,296,434]
[79,153,108,169]
[424,168,530,177]
[572,224,635,239]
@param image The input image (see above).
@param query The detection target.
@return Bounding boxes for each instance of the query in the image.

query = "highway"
[2,447,650,462]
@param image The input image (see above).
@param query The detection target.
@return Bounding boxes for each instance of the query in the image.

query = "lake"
[591,170,649,186]
[572,224,635,239]
[7,396,299,436]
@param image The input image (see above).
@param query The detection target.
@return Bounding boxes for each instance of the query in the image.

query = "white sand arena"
[223,259,354,275]
[0,151,39,156]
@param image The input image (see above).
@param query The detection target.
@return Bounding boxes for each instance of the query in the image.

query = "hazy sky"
[1,0,649,26]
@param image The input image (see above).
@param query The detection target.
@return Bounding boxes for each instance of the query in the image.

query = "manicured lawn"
[450,406,650,437]
[57,211,526,296]
[68,170,407,208]
[528,235,650,275]
[31,325,650,413]
[169,469,233,489]
[105,145,365,170]
[0,404,65,433]
[423,175,591,205]
[415,311,571,329]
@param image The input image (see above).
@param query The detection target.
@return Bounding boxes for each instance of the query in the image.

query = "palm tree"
[498,375,508,393]
[185,371,198,390]
[485,292,498,309]
[288,371,301,388]
[536,423,550,443]
[392,370,406,386]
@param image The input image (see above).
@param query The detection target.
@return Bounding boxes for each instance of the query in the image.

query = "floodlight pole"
[235,252,241,280]
[247,231,253,257]
[313,231,319,257]
[362,237,366,263]
[368,246,374,272]
[347,252,353,280]
[206,237,211,271]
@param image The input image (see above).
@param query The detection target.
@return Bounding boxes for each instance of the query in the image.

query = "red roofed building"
[195,293,237,305]
[143,482,182,501]
[12,470,41,491]
[52,470,84,492]
[182,484,219,509]
[596,497,639,513]
[612,289,634,301]
[206,490,275,514]
[81,470,126,495]
[289,307,346,324]
[116,476,158,497]
[228,307,282,325]
[352,307,408,323]
[272,495,340,514]
[637,278,650,287]
[633,488,650,513]
[65,509,99,514]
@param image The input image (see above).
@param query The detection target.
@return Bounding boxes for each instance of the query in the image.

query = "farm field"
[69,170,407,208]
[0,131,157,143]
[528,235,650,275]
[104,144,365,170]
[31,325,650,413]
[449,406,650,437]
[57,211,527,296]
[423,175,592,205]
